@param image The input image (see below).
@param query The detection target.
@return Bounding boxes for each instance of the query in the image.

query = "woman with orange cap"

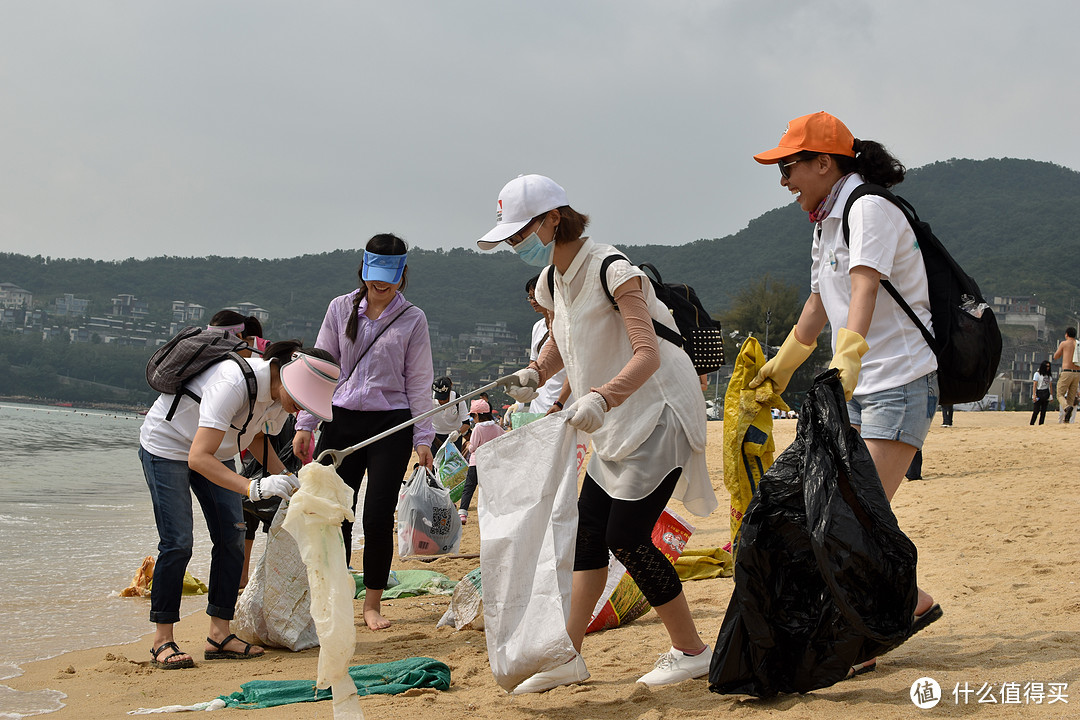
[750,111,943,676]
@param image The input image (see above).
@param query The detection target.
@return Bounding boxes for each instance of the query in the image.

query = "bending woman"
[139,339,339,669]
[293,233,435,631]
[478,174,717,691]
[750,111,943,676]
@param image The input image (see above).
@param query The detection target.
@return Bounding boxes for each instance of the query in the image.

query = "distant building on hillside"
[991,295,1047,341]
[54,293,90,317]
[226,302,270,323]
[109,293,150,320]
[459,321,517,346]
[0,282,33,309]
[171,300,206,323]
[169,300,207,334]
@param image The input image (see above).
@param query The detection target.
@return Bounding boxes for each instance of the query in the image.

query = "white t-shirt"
[139,357,291,462]
[811,174,938,395]
[1033,372,1052,392]
[430,391,470,435]
[528,318,573,413]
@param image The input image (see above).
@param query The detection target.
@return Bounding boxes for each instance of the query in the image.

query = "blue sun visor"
[362,251,408,284]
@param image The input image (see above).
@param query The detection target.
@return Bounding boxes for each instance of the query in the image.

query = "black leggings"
[574,467,683,607]
[314,407,413,587]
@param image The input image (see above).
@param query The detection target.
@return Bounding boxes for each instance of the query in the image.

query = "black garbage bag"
[709,369,918,698]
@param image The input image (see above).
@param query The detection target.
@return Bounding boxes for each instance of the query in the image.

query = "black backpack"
[546,256,726,374]
[841,184,1002,405]
[146,326,259,437]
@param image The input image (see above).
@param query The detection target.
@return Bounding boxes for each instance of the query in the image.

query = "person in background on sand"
[1053,327,1079,423]
[525,275,574,415]
[1031,359,1053,426]
[939,403,954,428]
[749,111,943,678]
[430,376,470,456]
[138,340,338,669]
[478,174,717,692]
[457,398,505,525]
[292,234,435,631]
[905,449,922,481]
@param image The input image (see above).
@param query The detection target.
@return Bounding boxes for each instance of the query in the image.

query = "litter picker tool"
[316,375,524,468]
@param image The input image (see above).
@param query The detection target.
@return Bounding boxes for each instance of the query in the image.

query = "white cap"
[476,174,568,250]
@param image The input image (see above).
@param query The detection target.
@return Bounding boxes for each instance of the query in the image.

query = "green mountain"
[5,157,1078,341]
[3,157,1078,405]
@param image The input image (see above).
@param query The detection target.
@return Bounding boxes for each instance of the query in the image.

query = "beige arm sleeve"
[531,330,565,384]
[592,278,660,409]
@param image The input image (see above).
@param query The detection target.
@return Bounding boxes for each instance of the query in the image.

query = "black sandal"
[150,641,195,670]
[204,633,263,660]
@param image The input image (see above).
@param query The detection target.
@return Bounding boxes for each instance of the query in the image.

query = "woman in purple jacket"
[293,233,435,631]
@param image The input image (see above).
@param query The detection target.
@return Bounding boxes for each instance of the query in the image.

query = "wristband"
[553,400,564,409]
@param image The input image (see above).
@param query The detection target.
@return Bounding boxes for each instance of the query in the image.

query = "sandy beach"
[8,411,1080,719]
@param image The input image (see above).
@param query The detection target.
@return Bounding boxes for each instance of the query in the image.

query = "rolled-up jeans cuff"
[206,603,235,621]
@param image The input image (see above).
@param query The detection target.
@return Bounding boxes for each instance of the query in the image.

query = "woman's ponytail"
[845,138,906,188]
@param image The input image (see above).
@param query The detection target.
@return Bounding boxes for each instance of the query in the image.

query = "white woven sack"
[233,501,320,651]
[477,414,583,692]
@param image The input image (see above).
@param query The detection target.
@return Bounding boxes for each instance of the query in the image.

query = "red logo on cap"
[496,198,503,222]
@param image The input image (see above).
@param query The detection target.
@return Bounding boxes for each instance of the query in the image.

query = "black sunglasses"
[778,158,804,180]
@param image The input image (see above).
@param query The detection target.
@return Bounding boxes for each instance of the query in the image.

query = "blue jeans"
[139,448,245,624]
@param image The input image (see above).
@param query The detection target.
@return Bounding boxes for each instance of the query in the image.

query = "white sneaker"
[636,646,711,686]
[512,654,590,694]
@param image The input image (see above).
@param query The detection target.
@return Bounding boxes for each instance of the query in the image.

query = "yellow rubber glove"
[748,328,817,394]
[828,328,870,401]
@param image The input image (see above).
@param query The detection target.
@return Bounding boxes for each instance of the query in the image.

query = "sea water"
[0,402,227,716]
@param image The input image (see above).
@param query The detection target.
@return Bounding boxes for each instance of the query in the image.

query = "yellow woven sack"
[722,337,789,558]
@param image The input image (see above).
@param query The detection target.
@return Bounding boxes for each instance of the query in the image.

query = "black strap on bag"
[345,303,414,381]
[543,259,680,347]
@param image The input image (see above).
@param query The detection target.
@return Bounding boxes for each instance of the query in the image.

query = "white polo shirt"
[140,357,291,462]
[811,174,938,395]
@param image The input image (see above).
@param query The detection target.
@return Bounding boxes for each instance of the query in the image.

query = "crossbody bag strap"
[346,302,414,380]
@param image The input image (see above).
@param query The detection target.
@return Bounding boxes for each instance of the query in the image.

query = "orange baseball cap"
[753,111,856,164]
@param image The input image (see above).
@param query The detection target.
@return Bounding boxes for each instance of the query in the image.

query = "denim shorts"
[847,371,939,449]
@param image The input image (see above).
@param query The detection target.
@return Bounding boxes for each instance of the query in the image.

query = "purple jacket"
[296,290,435,448]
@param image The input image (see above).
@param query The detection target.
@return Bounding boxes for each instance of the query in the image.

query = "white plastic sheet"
[476,414,584,692]
[282,462,363,719]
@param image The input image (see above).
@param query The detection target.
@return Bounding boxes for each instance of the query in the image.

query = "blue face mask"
[513,220,554,268]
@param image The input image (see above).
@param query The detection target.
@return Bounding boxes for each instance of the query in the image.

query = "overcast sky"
[1,1,1077,262]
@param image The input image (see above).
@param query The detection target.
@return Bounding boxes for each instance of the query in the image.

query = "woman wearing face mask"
[477,174,717,692]
[749,111,943,677]
[292,233,435,631]
[139,340,339,669]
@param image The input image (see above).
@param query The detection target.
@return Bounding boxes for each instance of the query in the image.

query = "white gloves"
[565,392,608,434]
[248,473,300,502]
[447,430,460,443]
[503,368,540,403]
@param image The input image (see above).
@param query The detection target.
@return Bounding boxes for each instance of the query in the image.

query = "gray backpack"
[146,326,258,436]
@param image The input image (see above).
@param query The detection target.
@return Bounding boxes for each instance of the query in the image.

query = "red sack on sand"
[586,508,694,633]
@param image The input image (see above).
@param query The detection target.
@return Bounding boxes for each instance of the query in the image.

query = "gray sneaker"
[636,645,711,686]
